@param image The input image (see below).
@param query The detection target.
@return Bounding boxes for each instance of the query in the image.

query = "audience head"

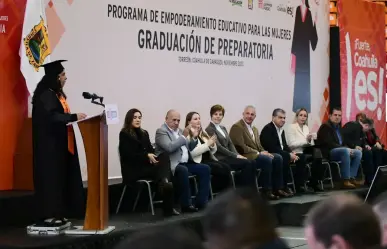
[210,105,225,125]
[114,226,204,249]
[329,107,342,125]
[203,188,278,249]
[294,108,308,126]
[373,191,387,246]
[165,109,181,131]
[122,108,142,133]
[186,112,201,129]
[272,108,286,128]
[359,117,373,132]
[243,105,256,125]
[304,193,381,249]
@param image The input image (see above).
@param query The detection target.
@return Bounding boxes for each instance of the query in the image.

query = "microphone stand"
[90,97,105,107]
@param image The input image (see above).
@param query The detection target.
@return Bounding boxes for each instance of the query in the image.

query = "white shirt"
[273,122,284,150]
[243,120,255,140]
[167,125,189,163]
[212,122,226,138]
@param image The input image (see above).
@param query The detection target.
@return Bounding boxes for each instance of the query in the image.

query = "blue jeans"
[173,163,210,207]
[254,153,283,190]
[330,147,361,179]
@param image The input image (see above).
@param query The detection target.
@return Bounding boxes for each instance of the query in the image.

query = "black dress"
[118,129,174,213]
[291,5,318,112]
[118,129,171,183]
[32,89,85,221]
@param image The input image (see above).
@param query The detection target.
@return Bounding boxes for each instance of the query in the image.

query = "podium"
[65,113,115,235]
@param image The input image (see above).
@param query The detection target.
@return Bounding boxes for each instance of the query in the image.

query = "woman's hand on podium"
[76,113,87,120]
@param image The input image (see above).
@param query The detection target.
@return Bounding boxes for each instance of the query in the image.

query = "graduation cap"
[40,60,67,76]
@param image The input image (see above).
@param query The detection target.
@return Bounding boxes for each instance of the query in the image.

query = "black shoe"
[296,186,314,194]
[163,208,180,217]
[181,205,198,213]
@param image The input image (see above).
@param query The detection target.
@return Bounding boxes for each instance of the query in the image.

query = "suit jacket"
[260,122,291,154]
[286,123,314,154]
[229,119,265,160]
[342,121,366,149]
[206,122,239,160]
[155,124,197,172]
[118,129,154,183]
[316,121,343,158]
[184,127,217,163]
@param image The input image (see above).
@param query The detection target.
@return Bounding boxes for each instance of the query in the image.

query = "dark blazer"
[205,122,239,160]
[342,121,366,149]
[316,121,343,158]
[119,129,154,183]
[260,122,291,154]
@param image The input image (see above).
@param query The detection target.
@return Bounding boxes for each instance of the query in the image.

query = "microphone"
[82,92,105,107]
[82,92,101,100]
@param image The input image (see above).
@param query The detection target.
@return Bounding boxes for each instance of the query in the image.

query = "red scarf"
[57,95,75,155]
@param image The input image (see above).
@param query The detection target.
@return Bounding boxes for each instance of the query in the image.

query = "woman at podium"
[32,60,87,227]
[119,108,179,217]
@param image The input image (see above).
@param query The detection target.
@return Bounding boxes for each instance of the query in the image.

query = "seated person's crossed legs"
[361,149,377,186]
[254,153,292,199]
[330,147,361,188]
[173,163,210,212]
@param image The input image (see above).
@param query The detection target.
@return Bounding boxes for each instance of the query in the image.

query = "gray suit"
[205,122,239,161]
[155,123,195,172]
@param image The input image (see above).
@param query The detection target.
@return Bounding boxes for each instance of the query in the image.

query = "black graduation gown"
[32,89,85,220]
[291,6,318,113]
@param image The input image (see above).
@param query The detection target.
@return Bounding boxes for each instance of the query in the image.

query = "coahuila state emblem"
[23,17,51,72]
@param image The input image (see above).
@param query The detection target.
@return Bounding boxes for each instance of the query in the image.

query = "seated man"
[342,116,374,186]
[229,105,290,199]
[357,113,387,171]
[155,109,211,212]
[316,107,361,189]
[260,108,309,193]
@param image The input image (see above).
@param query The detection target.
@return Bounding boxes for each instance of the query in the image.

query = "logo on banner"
[248,0,253,9]
[258,0,272,11]
[277,4,293,16]
[344,35,384,120]
[229,0,242,7]
[23,17,51,72]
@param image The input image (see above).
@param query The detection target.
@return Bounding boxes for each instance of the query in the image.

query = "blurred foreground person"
[305,193,381,249]
[114,226,204,249]
[203,188,290,249]
[373,191,387,246]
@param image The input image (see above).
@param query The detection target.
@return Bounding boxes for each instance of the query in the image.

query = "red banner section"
[338,0,386,142]
[0,0,28,190]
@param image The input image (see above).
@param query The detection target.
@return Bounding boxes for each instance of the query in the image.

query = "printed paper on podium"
[104,104,119,125]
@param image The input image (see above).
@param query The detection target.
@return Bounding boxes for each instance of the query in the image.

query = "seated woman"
[119,108,179,217]
[205,105,279,200]
[184,112,232,192]
[286,108,324,192]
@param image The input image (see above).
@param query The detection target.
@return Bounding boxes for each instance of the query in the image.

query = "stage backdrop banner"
[45,0,330,180]
[338,0,386,141]
[0,0,29,190]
